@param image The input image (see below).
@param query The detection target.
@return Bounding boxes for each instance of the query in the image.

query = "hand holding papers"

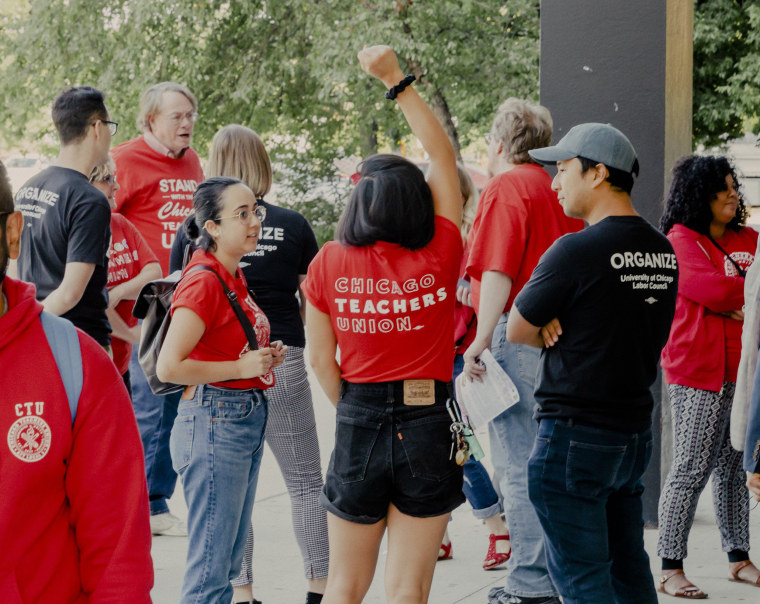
[455,348,520,430]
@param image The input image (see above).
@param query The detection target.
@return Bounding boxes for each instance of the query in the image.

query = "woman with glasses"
[170,124,328,604]
[88,154,160,395]
[157,177,286,603]
[302,46,462,603]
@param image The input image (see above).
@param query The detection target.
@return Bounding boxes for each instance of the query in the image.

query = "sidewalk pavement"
[150,370,760,603]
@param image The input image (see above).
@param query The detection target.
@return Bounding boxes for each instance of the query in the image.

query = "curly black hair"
[660,155,747,235]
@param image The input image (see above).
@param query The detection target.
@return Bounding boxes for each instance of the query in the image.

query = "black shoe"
[488,587,561,604]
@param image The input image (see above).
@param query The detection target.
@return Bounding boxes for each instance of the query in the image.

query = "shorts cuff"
[320,491,384,525]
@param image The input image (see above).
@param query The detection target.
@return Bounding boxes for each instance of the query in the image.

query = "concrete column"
[538,0,693,525]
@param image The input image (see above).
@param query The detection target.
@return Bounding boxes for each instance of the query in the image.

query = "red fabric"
[454,242,477,354]
[0,278,153,603]
[112,136,204,274]
[107,213,158,375]
[661,224,757,390]
[302,216,462,382]
[466,164,584,312]
[171,249,274,390]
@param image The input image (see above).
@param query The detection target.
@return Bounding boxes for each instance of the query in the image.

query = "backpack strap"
[40,312,83,427]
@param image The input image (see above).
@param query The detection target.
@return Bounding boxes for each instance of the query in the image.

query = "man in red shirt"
[113,82,204,536]
[0,162,153,601]
[463,99,582,604]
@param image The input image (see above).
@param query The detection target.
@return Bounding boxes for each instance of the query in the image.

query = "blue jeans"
[171,384,268,604]
[129,345,180,515]
[453,354,502,519]
[489,313,557,598]
[528,419,657,604]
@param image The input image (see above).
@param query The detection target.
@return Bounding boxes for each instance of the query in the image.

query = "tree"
[692,0,760,147]
[0,0,539,243]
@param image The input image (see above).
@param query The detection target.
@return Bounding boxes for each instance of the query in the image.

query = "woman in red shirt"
[156,177,286,603]
[302,46,462,603]
[658,155,759,598]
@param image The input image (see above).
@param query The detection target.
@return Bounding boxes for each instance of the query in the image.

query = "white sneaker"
[150,512,187,537]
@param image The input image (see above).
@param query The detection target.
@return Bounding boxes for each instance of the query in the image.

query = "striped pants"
[232,347,329,586]
[657,382,750,560]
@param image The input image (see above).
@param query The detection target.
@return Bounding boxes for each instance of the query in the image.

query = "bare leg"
[309,577,328,594]
[484,514,510,555]
[322,512,386,604]
[232,584,254,603]
[385,504,449,604]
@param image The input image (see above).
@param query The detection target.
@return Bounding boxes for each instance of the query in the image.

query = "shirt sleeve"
[301,246,330,313]
[299,218,320,275]
[513,239,575,327]
[432,216,464,271]
[669,229,745,313]
[66,193,111,266]
[65,335,153,601]
[466,177,528,281]
[171,270,223,328]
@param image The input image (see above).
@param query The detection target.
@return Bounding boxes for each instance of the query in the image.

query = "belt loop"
[387,382,395,405]
[339,380,346,397]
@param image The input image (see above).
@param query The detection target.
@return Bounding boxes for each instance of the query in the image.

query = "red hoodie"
[0,277,153,603]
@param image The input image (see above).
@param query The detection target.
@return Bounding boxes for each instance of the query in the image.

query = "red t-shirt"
[107,214,159,375]
[171,249,274,390]
[302,216,462,382]
[466,164,584,312]
[112,136,204,274]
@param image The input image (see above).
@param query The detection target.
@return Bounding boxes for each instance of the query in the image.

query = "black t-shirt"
[15,166,111,345]
[171,200,319,347]
[514,215,678,432]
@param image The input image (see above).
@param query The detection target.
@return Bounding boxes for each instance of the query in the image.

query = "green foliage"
[0,0,540,241]
[693,0,760,147]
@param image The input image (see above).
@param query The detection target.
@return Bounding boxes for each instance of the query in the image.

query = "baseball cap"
[528,122,638,175]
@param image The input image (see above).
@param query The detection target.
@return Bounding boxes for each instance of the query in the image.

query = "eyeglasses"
[165,111,199,124]
[98,120,119,135]
[484,132,493,145]
[217,204,266,224]
[100,174,115,184]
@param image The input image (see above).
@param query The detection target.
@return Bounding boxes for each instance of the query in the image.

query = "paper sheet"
[455,348,520,429]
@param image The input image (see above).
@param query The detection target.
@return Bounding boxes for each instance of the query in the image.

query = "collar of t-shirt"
[143,131,187,159]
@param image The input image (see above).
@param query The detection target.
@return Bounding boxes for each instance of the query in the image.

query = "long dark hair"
[336,154,435,250]
[660,155,747,235]
[184,176,243,252]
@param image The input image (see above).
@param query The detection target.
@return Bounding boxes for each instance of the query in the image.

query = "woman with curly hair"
[657,155,759,598]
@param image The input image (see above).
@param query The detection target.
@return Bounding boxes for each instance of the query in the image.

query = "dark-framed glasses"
[95,120,119,135]
[217,204,266,224]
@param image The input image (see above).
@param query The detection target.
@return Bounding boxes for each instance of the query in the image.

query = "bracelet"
[385,74,416,100]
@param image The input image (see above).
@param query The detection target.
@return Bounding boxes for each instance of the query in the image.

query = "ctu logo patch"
[7,401,51,463]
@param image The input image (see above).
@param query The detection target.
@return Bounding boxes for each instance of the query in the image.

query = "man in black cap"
[506,123,678,603]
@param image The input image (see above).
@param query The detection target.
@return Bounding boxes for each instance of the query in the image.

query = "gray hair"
[136,82,197,132]
[491,98,552,165]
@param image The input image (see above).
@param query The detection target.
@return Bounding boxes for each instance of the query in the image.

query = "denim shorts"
[321,380,465,524]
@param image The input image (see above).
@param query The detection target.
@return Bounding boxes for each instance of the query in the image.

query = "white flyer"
[455,348,520,429]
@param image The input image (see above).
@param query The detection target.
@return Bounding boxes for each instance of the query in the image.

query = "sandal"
[483,533,511,570]
[437,540,453,561]
[658,569,707,599]
[729,559,760,586]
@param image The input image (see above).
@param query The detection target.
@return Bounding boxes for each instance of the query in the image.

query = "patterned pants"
[232,347,330,586]
[657,382,750,560]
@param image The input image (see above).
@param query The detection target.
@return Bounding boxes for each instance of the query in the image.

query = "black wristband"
[385,74,416,100]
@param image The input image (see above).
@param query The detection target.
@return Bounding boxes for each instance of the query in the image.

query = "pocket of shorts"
[332,415,382,483]
[170,415,194,473]
[566,440,626,497]
[398,415,458,482]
